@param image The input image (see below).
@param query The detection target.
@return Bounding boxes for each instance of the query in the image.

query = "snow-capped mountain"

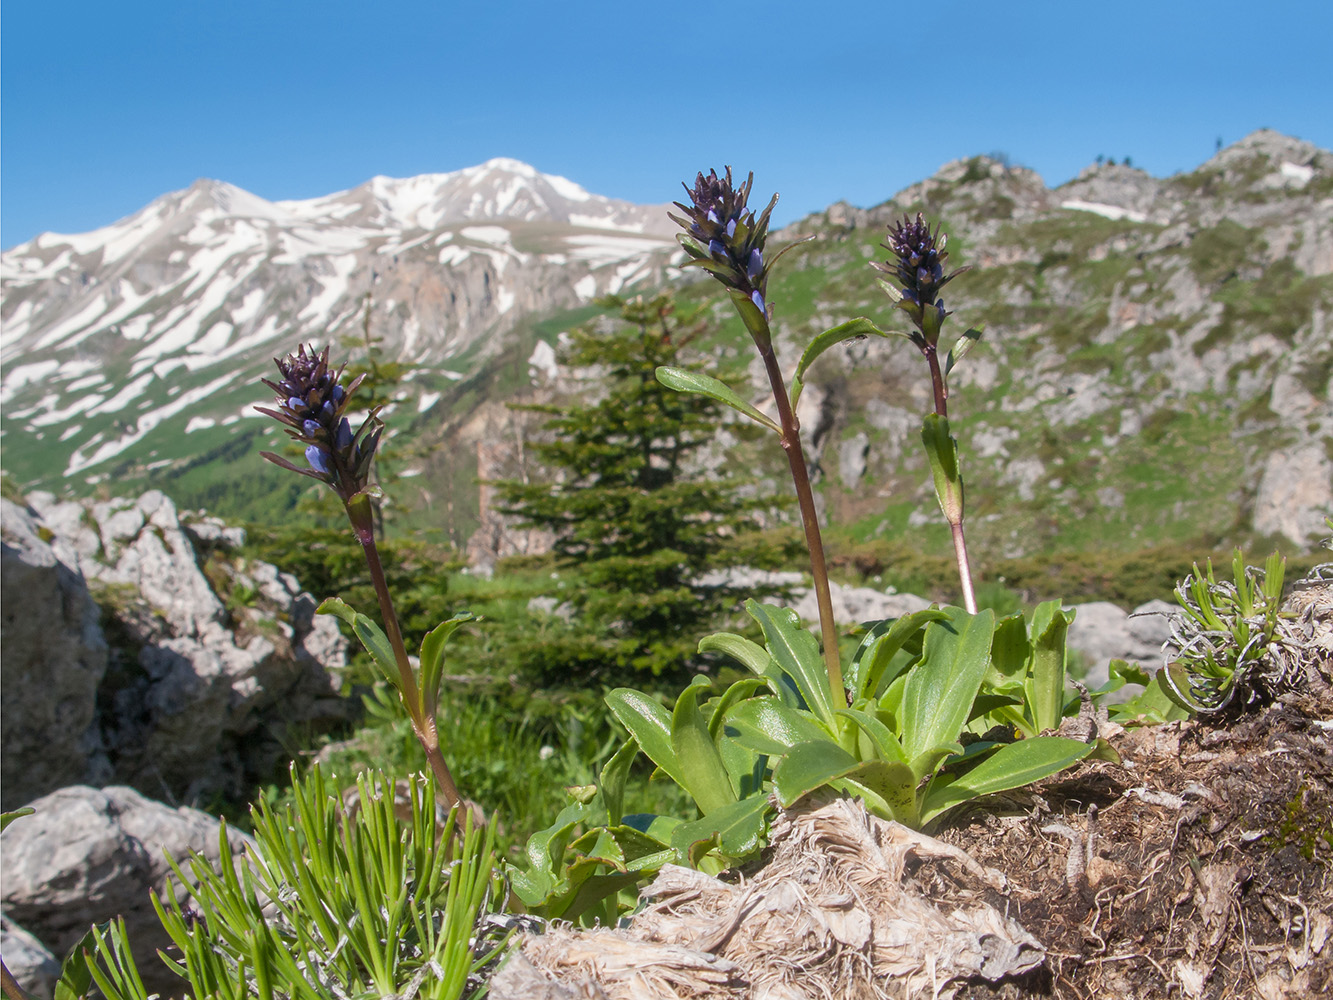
[1,159,678,485]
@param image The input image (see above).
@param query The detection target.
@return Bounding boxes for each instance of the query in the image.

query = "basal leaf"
[671,684,737,815]
[850,609,947,700]
[699,631,773,677]
[669,794,772,862]
[773,742,917,822]
[746,600,836,729]
[901,606,995,771]
[919,736,1093,828]
[725,697,833,755]
[606,689,685,786]
[1029,603,1071,732]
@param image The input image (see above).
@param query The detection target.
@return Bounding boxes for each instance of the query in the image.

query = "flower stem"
[924,346,977,614]
[1,960,36,1000]
[757,341,845,701]
[346,495,465,814]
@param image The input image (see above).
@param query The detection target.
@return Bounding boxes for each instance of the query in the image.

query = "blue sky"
[3,0,1331,249]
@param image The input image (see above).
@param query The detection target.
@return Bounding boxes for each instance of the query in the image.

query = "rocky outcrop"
[0,491,350,809]
[1067,599,1176,689]
[0,785,251,997]
[0,497,109,808]
[0,914,60,997]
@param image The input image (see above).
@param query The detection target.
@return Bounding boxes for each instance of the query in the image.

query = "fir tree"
[492,293,779,684]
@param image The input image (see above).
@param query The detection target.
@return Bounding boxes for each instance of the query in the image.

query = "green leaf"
[849,609,947,700]
[725,697,833,755]
[944,326,984,376]
[919,736,1094,827]
[773,741,918,823]
[708,677,772,740]
[669,794,772,862]
[699,631,773,677]
[606,689,685,786]
[1029,603,1071,732]
[987,612,1031,686]
[835,708,908,766]
[655,366,781,434]
[1109,658,1151,687]
[0,807,34,833]
[901,606,995,775]
[418,612,476,720]
[746,601,837,729]
[56,926,102,1000]
[671,684,737,815]
[599,738,638,827]
[790,317,891,410]
[317,597,400,691]
[727,288,773,348]
[921,413,963,523]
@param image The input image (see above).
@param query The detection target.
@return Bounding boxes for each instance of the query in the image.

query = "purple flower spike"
[306,445,333,476]
[670,166,778,345]
[258,342,384,503]
[871,212,968,346]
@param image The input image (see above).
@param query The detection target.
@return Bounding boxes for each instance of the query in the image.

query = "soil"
[939,687,1333,1000]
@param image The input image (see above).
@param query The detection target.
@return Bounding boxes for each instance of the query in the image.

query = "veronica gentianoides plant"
[257,345,472,816]
[871,213,983,612]
[707,600,1094,831]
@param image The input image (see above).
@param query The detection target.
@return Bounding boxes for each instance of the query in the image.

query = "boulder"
[3,491,350,805]
[0,498,109,810]
[1067,599,1175,689]
[792,580,932,626]
[0,914,60,997]
[0,785,250,998]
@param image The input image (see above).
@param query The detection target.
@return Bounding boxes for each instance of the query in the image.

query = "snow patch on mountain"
[1,158,677,484]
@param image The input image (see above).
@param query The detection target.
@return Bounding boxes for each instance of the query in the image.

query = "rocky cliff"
[0,490,349,809]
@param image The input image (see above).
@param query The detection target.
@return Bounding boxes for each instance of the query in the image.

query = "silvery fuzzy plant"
[511,170,1095,922]
[1159,549,1296,714]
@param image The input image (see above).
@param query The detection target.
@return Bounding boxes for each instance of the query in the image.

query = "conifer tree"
[492,293,778,684]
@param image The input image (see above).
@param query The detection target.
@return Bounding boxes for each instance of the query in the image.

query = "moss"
[1267,783,1333,862]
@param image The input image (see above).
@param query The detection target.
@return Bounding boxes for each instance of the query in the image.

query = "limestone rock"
[0,498,109,810]
[0,785,251,997]
[1253,444,1333,546]
[791,580,931,626]
[3,491,350,806]
[0,914,60,997]
[1067,599,1175,690]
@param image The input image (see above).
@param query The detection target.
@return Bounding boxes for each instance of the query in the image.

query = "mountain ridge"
[2,133,1330,557]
